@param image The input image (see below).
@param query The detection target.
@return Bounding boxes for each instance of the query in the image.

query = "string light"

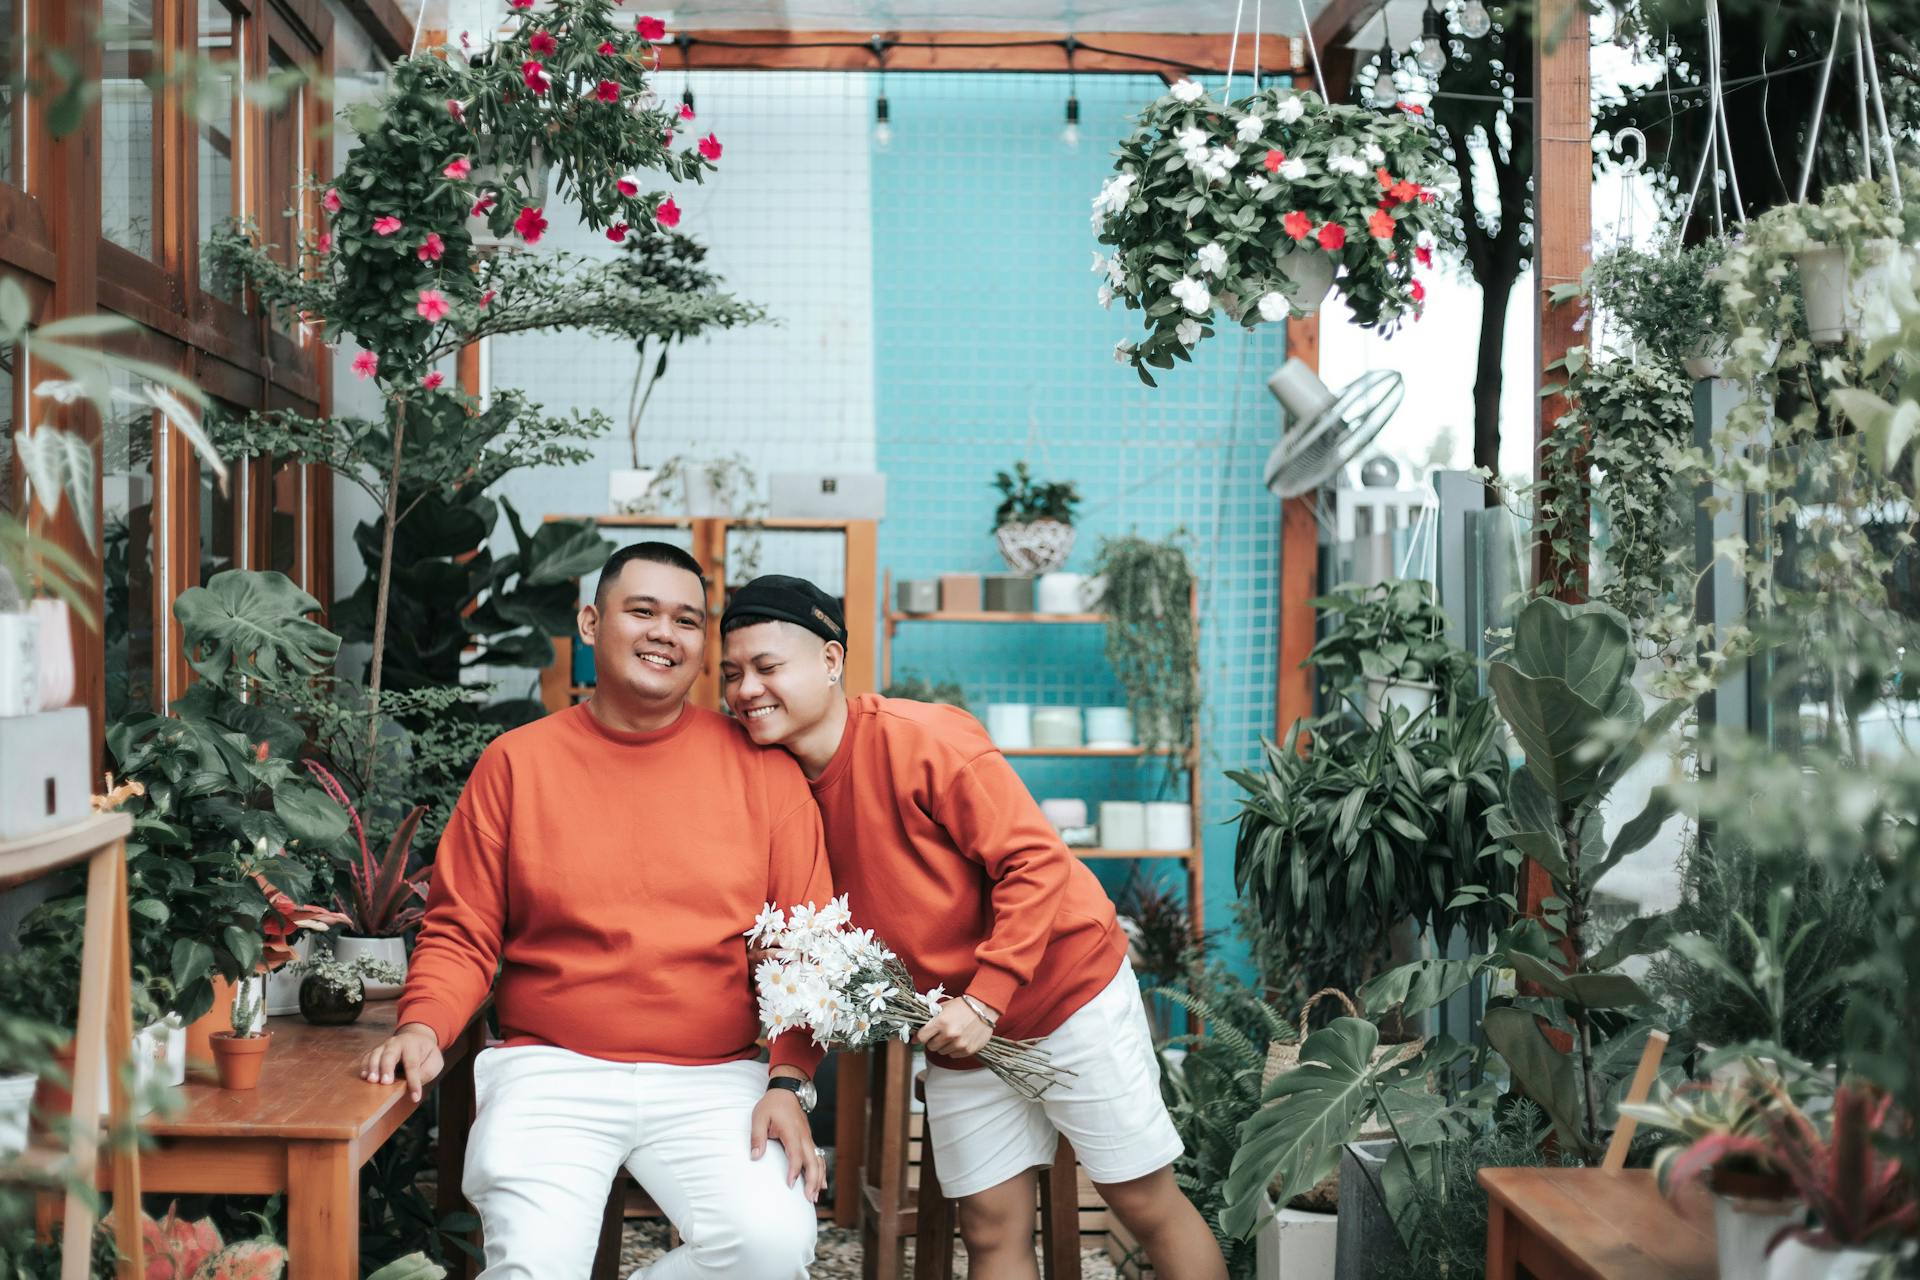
[1416,0,1449,75]
[870,35,892,150]
[1459,0,1492,40]
[1368,20,1399,107]
[1061,36,1080,149]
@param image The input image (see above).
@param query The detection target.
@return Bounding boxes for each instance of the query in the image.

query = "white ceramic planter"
[0,611,38,717]
[1036,572,1089,615]
[1084,706,1135,749]
[608,468,658,515]
[1254,1201,1336,1280]
[1144,802,1192,851]
[265,936,311,1017]
[1098,801,1147,850]
[1714,1192,1801,1279]
[1362,676,1437,726]
[1765,1238,1886,1280]
[1039,798,1088,829]
[29,599,75,709]
[1031,707,1083,749]
[1276,248,1336,316]
[983,704,1034,749]
[334,935,408,1000]
[1683,337,1730,381]
[0,1072,34,1157]
[1798,245,1852,344]
[141,1014,187,1088]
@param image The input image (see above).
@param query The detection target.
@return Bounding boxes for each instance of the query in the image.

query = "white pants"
[924,959,1184,1199]
[462,1046,816,1280]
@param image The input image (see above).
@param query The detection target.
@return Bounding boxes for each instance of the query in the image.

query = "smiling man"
[719,575,1224,1280]
[358,543,832,1280]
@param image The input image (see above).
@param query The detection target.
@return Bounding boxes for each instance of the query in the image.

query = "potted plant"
[1304,578,1471,723]
[991,462,1081,575]
[292,945,407,1027]
[879,672,968,709]
[1095,81,1453,382]
[304,765,431,1001]
[1586,238,1732,377]
[1719,179,1905,349]
[209,975,272,1091]
[1091,534,1200,754]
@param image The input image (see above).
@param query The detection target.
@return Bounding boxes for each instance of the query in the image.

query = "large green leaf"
[1595,695,1691,795]
[1489,663,1612,806]
[1482,1005,1589,1152]
[1588,912,1676,972]
[1591,789,1675,882]
[1507,952,1652,1010]
[174,570,340,684]
[521,512,612,587]
[1361,954,1495,1019]
[1506,595,1635,704]
[273,780,351,850]
[15,425,95,533]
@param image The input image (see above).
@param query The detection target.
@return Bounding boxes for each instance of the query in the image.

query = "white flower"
[1212,145,1239,171]
[1093,173,1137,221]
[1097,284,1115,309]
[1114,340,1136,363]
[817,894,853,930]
[1196,242,1229,276]
[1280,157,1309,180]
[1363,142,1386,165]
[1106,256,1128,288]
[1257,291,1291,322]
[1247,175,1270,192]
[1236,113,1266,143]
[1174,126,1210,165]
[33,380,86,405]
[745,903,786,946]
[1091,250,1108,275]
[1328,152,1371,178]
[921,984,948,1016]
[1276,93,1306,124]
[1170,275,1212,315]
[1169,79,1205,103]
[1176,317,1204,346]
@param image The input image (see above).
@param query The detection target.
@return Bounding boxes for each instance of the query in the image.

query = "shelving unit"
[879,569,1204,937]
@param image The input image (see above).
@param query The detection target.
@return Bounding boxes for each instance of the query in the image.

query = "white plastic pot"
[0,1073,33,1157]
[983,704,1033,750]
[1682,337,1729,381]
[265,936,310,1017]
[1144,802,1192,851]
[1097,802,1147,850]
[1084,706,1135,748]
[1277,247,1336,316]
[334,935,408,1000]
[1798,245,1852,344]
[1713,1192,1801,1280]
[1765,1238,1886,1280]
[1361,676,1437,726]
[1035,572,1089,615]
[608,468,658,515]
[465,142,552,252]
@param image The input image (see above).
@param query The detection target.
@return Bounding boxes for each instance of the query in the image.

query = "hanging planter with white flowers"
[1092,81,1456,384]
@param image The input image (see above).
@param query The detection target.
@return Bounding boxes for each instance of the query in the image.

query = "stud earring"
[828,672,841,685]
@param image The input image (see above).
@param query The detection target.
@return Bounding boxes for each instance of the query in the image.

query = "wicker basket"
[1259,988,1425,1213]
[994,520,1076,575]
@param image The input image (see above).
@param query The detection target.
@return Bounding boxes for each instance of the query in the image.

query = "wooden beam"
[1275,68,1324,748]
[672,30,1295,76]
[1309,0,1388,64]
[336,0,413,61]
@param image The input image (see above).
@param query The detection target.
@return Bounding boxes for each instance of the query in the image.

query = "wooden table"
[62,1002,485,1280]
[1480,1167,1716,1280]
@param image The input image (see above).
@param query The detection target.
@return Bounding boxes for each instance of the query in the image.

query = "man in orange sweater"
[357,544,832,1280]
[720,576,1224,1280]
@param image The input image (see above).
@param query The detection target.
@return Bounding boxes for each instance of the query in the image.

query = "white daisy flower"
[1257,291,1290,322]
[1247,174,1270,191]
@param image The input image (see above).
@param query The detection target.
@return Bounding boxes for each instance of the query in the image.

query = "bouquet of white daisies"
[747,895,1070,1101]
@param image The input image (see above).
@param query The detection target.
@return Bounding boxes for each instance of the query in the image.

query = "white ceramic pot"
[334,935,408,1000]
[140,1014,187,1089]
[0,1072,33,1157]
[995,520,1076,576]
[28,599,75,709]
[608,468,658,515]
[1765,1237,1886,1280]
[1081,575,1108,611]
[1362,676,1438,726]
[1144,802,1192,851]
[1084,706,1135,749]
[1683,337,1730,381]
[1798,245,1852,344]
[1851,237,1906,337]
[1039,798,1088,829]
[1276,247,1336,316]
[984,703,1034,749]
[1714,1192,1801,1280]
[1098,801,1147,850]
[1036,572,1089,615]
[1031,707,1083,749]
[265,936,310,1017]
[0,612,37,717]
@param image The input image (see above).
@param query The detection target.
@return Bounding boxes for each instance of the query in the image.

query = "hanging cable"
[869,36,891,150]
[1295,0,1327,97]
[1253,0,1263,85]
[1796,1,1847,203]
[1708,0,1746,222]
[1061,36,1080,148]
[1223,0,1247,100]
[1859,0,1902,207]
[1854,7,1873,182]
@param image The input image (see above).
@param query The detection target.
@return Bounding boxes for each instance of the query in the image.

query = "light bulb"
[873,95,892,150]
[1459,0,1492,39]
[1370,62,1400,107]
[1415,39,1448,74]
[1062,95,1081,149]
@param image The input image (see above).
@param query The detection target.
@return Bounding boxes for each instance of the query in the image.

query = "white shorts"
[922,959,1185,1198]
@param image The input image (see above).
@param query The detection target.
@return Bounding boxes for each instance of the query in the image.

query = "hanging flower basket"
[995,520,1077,576]
[1092,82,1456,383]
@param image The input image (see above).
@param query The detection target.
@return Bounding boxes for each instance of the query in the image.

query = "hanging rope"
[1854,10,1873,181]
[1796,1,1847,203]
[1708,0,1747,222]
[1295,0,1327,98]
[1859,0,1902,206]
[1223,0,1247,99]
[1253,0,1263,85]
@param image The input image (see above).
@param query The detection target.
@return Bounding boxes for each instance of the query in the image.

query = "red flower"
[1282,210,1313,241]
[1415,245,1434,268]
[1316,222,1347,250]
[514,205,549,244]
[255,740,270,762]
[479,289,497,308]
[1399,101,1426,116]
[1411,279,1426,303]
[679,102,695,121]
[1264,149,1284,172]
[372,215,403,236]
[607,222,630,243]
[316,232,332,253]
[471,194,496,218]
[508,0,533,7]
[598,40,616,54]
[698,132,722,161]
[655,197,681,227]
[1368,208,1396,240]
[1390,178,1421,203]
[352,350,378,379]
[637,14,666,39]
[529,31,557,56]
[443,156,472,179]
[415,288,450,322]
[1419,190,1436,203]
[616,172,641,196]
[447,98,465,122]
[521,60,551,94]
[596,79,621,103]
[322,187,342,213]
[417,232,446,262]
[422,371,445,390]
[1376,166,1394,189]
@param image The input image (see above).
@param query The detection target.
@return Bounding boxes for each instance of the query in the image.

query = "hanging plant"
[1091,534,1200,756]
[1587,238,1732,375]
[1093,81,1456,383]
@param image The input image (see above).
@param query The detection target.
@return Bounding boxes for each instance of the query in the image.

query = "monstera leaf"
[174,570,339,685]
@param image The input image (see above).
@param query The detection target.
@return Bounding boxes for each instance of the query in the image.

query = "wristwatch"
[767,1076,817,1113]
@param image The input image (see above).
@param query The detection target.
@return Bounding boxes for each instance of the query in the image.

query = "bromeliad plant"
[304,763,431,939]
[1094,81,1454,382]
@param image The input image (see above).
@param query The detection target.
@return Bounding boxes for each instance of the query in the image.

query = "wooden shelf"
[1000,745,1181,758]
[0,812,133,890]
[887,610,1109,625]
[1073,847,1198,860]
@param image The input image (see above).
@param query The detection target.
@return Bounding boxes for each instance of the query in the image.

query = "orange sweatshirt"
[809,694,1128,1068]
[398,701,831,1075]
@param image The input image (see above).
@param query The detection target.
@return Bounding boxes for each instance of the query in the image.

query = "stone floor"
[617,1219,1124,1279]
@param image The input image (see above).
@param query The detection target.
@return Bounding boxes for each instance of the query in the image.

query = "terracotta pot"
[210,1032,273,1091]
[30,1041,75,1139]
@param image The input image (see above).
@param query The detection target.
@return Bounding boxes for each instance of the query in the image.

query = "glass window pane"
[102,0,160,258]
[269,459,298,577]
[199,448,236,583]
[198,0,241,294]
[0,0,24,188]
[0,343,14,513]
[265,43,304,335]
[103,371,156,720]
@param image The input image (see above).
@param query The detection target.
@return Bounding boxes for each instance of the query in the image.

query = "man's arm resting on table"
[358,1021,445,1103]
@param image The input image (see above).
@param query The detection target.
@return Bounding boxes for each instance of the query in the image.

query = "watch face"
[800,1080,818,1110]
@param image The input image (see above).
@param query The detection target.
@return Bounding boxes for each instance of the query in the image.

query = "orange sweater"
[810,694,1128,1068]
[398,702,830,1074]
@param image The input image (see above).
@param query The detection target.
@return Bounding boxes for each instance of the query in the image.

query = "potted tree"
[210,975,272,1091]
[991,462,1081,575]
[294,945,407,1027]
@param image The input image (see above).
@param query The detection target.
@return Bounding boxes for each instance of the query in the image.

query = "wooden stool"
[908,1071,1083,1280]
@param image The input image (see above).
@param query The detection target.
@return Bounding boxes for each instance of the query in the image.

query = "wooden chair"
[1602,1028,1670,1171]
[904,1070,1082,1280]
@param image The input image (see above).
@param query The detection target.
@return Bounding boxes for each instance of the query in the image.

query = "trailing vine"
[1092,534,1201,761]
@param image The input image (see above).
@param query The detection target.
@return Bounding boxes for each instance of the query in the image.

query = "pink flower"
[637,15,666,40]
[529,31,557,56]
[1400,101,1427,116]
[508,0,533,8]
[372,215,403,236]
[316,231,332,253]
[1316,222,1347,251]
[479,289,497,308]
[598,40,616,54]
[607,222,630,242]
[471,194,497,217]
[447,98,465,122]
[322,187,342,212]
[663,130,674,145]
[678,102,694,121]
[1263,149,1284,173]
[422,371,445,390]
[514,206,549,244]
[417,232,445,262]
[352,351,378,379]
[697,133,722,161]
[596,80,621,103]
[655,197,680,228]
[616,172,641,196]
[1411,279,1426,303]
[415,288,450,322]
[1415,245,1433,268]
[443,156,472,179]
[1282,210,1312,241]
[521,60,551,94]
